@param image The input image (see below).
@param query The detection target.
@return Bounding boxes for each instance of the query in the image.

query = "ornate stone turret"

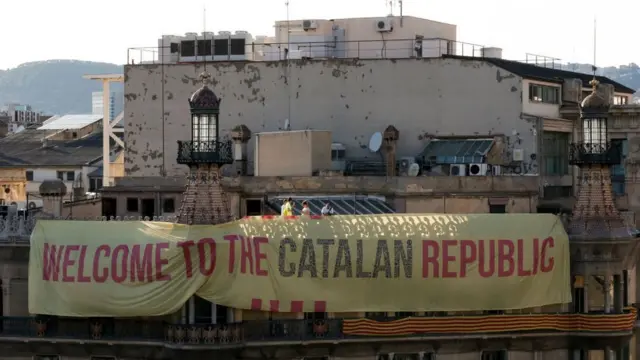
[176,71,234,225]
[568,77,638,360]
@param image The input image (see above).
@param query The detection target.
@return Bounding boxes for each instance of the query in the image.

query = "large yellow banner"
[29,214,571,317]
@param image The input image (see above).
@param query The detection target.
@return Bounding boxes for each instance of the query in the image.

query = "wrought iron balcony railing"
[569,142,623,165]
[176,140,233,165]
[0,311,635,346]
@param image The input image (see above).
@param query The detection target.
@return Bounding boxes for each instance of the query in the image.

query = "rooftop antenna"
[388,0,394,16]
[203,5,207,74]
[399,0,404,26]
[590,16,599,90]
[285,0,292,129]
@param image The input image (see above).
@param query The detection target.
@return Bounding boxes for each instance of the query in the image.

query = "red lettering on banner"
[43,243,64,281]
[441,240,456,278]
[224,234,240,273]
[253,236,268,276]
[93,244,110,283]
[77,245,91,282]
[111,244,129,283]
[517,239,531,276]
[155,242,171,280]
[540,237,554,272]
[177,240,195,278]
[130,244,154,282]
[497,239,515,277]
[240,235,254,274]
[421,240,439,278]
[197,238,216,276]
[43,242,172,283]
[421,238,556,279]
[459,240,476,278]
[62,245,80,282]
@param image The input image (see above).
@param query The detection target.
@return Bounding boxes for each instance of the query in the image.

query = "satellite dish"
[369,132,383,152]
[408,163,420,176]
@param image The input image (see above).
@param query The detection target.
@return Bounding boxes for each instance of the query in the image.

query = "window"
[25,171,33,181]
[395,312,416,318]
[543,132,569,175]
[614,95,629,105]
[331,148,346,160]
[611,139,628,195]
[583,118,607,148]
[126,197,139,212]
[529,84,559,104]
[66,171,75,181]
[192,114,217,143]
[89,178,103,192]
[56,171,64,180]
[162,198,175,213]
[482,350,508,360]
[543,186,573,199]
[489,205,506,213]
[245,199,262,216]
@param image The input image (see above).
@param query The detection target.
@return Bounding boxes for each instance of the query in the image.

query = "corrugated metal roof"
[38,114,102,130]
[267,196,395,215]
[420,139,494,164]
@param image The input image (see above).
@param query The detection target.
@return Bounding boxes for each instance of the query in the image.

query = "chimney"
[39,179,67,218]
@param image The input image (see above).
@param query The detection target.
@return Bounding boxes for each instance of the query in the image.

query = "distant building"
[0,103,47,133]
[91,91,116,120]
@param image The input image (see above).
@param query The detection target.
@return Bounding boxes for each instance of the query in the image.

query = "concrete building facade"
[124,57,531,177]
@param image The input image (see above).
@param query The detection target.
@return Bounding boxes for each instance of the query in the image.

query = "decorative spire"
[589,78,599,92]
[199,71,212,86]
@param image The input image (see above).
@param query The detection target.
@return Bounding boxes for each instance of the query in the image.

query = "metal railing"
[127,38,485,65]
[568,142,623,165]
[0,311,635,345]
[176,139,234,165]
[0,215,178,243]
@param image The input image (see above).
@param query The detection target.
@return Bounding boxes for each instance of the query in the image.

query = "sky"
[1,0,638,70]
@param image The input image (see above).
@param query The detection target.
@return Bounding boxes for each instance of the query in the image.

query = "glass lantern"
[192,113,218,151]
[582,116,607,153]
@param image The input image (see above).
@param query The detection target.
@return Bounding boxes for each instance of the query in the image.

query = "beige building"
[1,17,639,359]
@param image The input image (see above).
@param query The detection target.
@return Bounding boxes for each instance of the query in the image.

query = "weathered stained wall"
[124,57,531,177]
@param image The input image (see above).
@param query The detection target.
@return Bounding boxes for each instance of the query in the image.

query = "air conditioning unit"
[375,18,394,32]
[468,163,488,176]
[449,164,466,176]
[398,157,416,176]
[489,164,502,176]
[302,20,318,30]
[512,148,524,162]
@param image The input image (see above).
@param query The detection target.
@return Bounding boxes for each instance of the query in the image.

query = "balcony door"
[189,295,231,324]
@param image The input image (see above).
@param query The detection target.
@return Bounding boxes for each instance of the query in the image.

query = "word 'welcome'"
[41,236,555,283]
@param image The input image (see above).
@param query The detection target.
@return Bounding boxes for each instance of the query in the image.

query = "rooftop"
[0,131,104,167]
[37,114,102,130]
[444,55,636,94]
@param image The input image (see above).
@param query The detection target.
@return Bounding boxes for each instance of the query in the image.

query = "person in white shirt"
[321,202,335,216]
[301,201,311,216]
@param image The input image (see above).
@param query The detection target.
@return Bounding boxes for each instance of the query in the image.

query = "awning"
[420,139,494,164]
[266,196,395,215]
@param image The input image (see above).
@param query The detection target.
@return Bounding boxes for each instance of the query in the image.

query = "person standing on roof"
[281,197,293,216]
[301,201,311,216]
[321,202,335,216]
